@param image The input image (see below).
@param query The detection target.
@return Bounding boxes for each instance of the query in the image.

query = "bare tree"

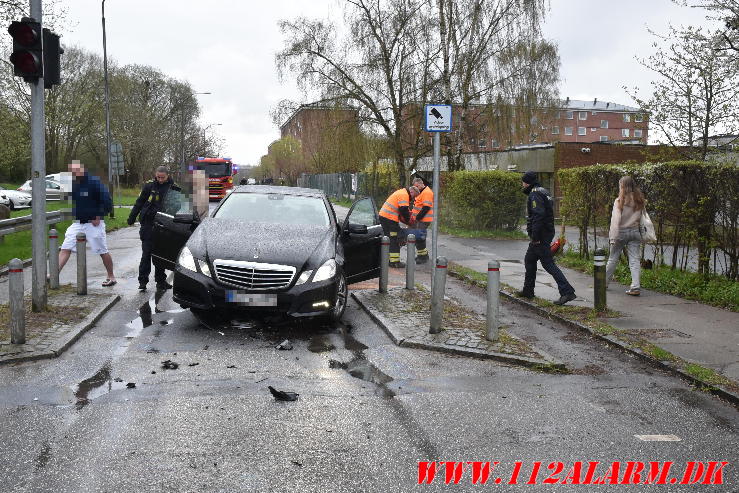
[276,0,437,186]
[627,25,739,160]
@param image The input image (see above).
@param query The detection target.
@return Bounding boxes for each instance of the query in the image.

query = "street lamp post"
[102,0,114,215]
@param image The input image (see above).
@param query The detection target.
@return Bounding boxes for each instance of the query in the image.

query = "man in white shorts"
[58,161,117,286]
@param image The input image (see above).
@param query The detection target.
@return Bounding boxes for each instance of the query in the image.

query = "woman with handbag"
[606,176,648,296]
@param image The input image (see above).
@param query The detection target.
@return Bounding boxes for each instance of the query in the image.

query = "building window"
[578,127,586,136]
[600,120,608,129]
[470,138,476,146]
[623,113,631,123]
[634,129,643,138]
[551,126,559,135]
[579,111,587,120]
[564,127,573,135]
[479,139,486,148]
[600,136,608,142]
[566,111,574,120]
[491,139,499,148]
[622,128,630,138]
[555,111,561,119]
[635,113,643,122]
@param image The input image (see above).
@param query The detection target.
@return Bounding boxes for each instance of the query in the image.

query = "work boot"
[156,281,173,290]
[415,255,429,264]
[138,283,147,291]
[389,261,406,268]
[515,290,534,299]
[553,292,577,305]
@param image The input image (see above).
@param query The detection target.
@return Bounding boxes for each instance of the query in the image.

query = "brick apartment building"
[403,98,649,155]
[279,103,360,166]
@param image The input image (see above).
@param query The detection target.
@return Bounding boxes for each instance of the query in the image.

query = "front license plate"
[225,291,277,306]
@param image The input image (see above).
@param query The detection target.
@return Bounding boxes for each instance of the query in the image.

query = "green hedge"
[441,170,525,231]
[558,162,739,281]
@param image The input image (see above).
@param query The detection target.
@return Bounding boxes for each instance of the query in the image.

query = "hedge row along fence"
[558,161,739,281]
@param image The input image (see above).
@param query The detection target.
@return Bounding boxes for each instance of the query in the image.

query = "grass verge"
[439,224,528,240]
[557,249,739,312]
[329,197,354,208]
[448,261,739,393]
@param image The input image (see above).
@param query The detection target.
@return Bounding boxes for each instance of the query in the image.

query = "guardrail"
[0,210,73,238]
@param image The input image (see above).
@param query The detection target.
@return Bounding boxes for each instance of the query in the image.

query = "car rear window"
[214,193,330,226]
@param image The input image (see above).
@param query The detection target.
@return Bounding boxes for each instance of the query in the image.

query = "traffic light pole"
[30,0,47,312]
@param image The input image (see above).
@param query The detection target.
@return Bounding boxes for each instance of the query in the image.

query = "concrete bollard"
[429,256,447,334]
[9,258,25,344]
[379,235,389,294]
[76,232,87,295]
[405,233,415,290]
[48,229,59,289]
[486,260,500,341]
[594,248,607,311]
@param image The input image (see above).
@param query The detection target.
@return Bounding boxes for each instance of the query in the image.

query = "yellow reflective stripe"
[398,200,409,207]
[382,202,399,212]
[422,200,433,206]
[389,231,398,237]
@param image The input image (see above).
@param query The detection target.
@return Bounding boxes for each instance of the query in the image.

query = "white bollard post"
[9,258,25,344]
[379,235,389,294]
[48,229,59,289]
[405,233,415,290]
[486,260,500,341]
[76,232,87,295]
[429,256,447,334]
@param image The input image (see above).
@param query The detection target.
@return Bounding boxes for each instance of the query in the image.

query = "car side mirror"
[346,223,368,234]
[173,212,197,224]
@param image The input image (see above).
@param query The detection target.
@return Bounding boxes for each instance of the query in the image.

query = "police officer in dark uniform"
[128,166,181,291]
[518,170,576,305]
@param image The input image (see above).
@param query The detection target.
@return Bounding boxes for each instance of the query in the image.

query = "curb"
[350,290,562,369]
[0,294,120,366]
[447,263,739,408]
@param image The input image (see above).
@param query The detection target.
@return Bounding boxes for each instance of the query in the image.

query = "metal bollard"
[379,235,389,293]
[594,248,606,311]
[486,260,500,341]
[48,229,59,289]
[76,232,87,295]
[9,258,25,344]
[405,234,415,290]
[429,256,447,334]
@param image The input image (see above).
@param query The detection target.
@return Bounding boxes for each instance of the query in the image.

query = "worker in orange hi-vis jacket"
[410,176,433,264]
[378,185,420,268]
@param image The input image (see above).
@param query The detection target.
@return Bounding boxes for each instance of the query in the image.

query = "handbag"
[639,209,657,243]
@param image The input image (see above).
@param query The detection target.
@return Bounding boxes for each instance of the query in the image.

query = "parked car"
[18,179,66,201]
[151,186,382,323]
[0,186,31,209]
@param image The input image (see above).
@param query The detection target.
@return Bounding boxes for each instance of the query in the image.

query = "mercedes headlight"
[197,259,211,277]
[295,270,313,285]
[177,246,197,272]
[312,259,336,282]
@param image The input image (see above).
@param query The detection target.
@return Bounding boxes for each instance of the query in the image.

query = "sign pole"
[30,0,47,312]
[431,131,440,276]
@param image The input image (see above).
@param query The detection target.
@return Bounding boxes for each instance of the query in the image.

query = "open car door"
[151,189,197,270]
[341,197,382,284]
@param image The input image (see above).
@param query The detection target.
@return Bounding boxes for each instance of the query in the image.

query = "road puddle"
[72,361,127,410]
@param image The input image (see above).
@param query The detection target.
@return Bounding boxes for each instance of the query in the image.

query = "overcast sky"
[61,0,718,166]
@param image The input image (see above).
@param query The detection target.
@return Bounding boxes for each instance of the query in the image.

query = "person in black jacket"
[518,170,576,305]
[128,166,181,291]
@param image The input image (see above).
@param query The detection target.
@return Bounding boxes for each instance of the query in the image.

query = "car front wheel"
[7,200,14,210]
[327,272,347,323]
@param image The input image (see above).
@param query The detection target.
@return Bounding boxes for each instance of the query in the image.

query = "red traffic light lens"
[9,23,39,46]
[10,51,40,73]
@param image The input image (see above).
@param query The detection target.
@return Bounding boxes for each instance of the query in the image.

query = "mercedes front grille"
[213,260,296,290]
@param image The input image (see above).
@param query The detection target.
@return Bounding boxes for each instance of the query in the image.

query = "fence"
[297,172,399,206]
[0,210,73,239]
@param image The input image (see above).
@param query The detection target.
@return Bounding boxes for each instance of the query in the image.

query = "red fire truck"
[194,157,237,201]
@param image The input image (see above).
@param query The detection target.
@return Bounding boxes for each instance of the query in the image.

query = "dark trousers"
[379,216,402,263]
[138,225,166,285]
[415,222,429,257]
[523,242,574,296]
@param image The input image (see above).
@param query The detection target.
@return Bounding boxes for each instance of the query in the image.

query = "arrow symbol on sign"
[430,108,443,119]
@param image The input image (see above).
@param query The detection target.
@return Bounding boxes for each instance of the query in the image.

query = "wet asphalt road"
[1,272,738,492]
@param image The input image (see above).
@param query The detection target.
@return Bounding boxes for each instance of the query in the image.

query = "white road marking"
[634,434,682,441]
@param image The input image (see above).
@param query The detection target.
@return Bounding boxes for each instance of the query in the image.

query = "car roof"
[232,185,326,198]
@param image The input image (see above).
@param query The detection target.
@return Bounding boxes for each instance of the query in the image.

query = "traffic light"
[8,18,43,81]
[42,28,63,88]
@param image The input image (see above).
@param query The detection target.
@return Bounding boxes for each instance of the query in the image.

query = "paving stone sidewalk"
[0,287,119,365]
[352,286,561,368]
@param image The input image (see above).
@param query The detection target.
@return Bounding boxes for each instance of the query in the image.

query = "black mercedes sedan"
[151,186,382,323]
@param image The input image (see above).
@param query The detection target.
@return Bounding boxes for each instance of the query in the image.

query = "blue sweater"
[72,173,112,222]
